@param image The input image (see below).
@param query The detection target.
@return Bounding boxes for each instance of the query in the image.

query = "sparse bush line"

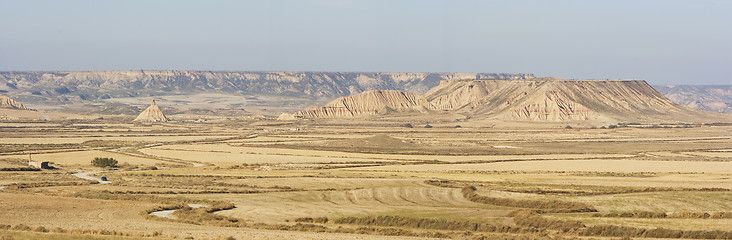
[150,206,557,239]
[5,180,96,190]
[580,224,732,239]
[509,211,585,232]
[143,204,186,214]
[426,179,731,196]
[0,223,164,238]
[593,211,732,219]
[0,167,40,171]
[330,215,538,234]
[461,186,597,213]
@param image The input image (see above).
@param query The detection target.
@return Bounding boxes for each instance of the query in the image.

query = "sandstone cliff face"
[294,90,433,118]
[654,85,732,114]
[0,94,29,110]
[133,99,169,122]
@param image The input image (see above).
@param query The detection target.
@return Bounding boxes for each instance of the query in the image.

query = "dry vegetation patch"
[3,121,732,239]
[361,159,732,174]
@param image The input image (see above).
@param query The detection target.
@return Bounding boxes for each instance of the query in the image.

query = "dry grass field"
[1,150,169,167]
[1,118,731,239]
[359,159,732,174]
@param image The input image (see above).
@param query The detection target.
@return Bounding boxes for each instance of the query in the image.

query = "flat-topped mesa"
[133,99,170,122]
[0,94,29,110]
[424,78,719,122]
[294,90,434,118]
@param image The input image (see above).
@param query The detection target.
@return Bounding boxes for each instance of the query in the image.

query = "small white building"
[29,161,50,169]
[27,153,50,169]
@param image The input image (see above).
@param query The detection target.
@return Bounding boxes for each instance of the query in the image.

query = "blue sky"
[0,0,730,85]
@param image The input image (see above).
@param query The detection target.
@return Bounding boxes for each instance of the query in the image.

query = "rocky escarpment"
[133,99,169,122]
[0,94,29,110]
[0,71,534,106]
[654,85,732,114]
[294,90,433,118]
[425,78,717,122]
[297,78,726,123]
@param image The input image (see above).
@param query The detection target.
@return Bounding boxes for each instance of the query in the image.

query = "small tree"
[400,123,413,128]
[424,124,433,128]
[92,157,118,168]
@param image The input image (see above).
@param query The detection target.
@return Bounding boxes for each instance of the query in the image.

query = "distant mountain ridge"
[653,85,732,114]
[0,71,534,105]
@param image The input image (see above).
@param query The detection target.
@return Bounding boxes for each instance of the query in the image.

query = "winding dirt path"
[72,170,111,184]
[149,204,208,220]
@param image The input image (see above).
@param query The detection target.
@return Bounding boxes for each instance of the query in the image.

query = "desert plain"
[1,115,731,240]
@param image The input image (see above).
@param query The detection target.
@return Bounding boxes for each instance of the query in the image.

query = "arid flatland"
[1,116,731,239]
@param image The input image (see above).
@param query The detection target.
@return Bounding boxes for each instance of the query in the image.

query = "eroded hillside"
[0,94,28,110]
[293,90,434,118]
[296,78,728,123]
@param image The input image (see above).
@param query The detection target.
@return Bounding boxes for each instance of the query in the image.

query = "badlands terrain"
[0,75,731,239]
[1,71,731,115]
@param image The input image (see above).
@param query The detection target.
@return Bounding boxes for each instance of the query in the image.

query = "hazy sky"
[1,0,730,85]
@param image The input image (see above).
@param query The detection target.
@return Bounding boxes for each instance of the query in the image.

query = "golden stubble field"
[1,118,732,239]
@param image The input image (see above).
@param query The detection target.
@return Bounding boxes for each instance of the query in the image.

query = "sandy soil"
[357,159,732,174]
[140,143,634,166]
[0,193,432,240]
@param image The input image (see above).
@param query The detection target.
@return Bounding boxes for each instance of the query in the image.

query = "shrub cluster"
[293,217,329,223]
[424,179,462,188]
[462,186,597,213]
[91,157,118,168]
[173,207,240,227]
[144,204,186,214]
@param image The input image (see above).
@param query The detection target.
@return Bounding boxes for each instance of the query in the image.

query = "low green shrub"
[91,157,118,168]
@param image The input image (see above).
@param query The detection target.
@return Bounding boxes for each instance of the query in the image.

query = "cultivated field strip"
[214,185,486,223]
[139,143,636,165]
[357,159,732,174]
